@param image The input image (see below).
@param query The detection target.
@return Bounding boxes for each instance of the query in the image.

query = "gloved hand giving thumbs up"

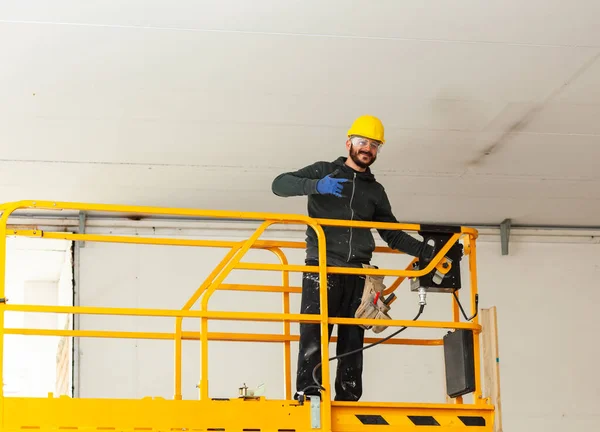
[316,171,348,197]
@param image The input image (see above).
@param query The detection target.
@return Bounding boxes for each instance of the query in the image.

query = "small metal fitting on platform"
[418,287,427,306]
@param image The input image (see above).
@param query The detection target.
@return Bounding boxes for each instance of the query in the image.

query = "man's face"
[347,136,381,169]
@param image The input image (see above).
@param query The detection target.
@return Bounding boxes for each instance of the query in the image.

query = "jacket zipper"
[347,172,356,262]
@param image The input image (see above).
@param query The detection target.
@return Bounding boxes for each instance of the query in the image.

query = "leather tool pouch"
[355,264,392,333]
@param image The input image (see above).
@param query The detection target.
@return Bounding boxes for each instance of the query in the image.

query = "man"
[271,115,433,402]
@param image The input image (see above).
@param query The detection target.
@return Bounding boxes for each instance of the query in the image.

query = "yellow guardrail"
[0,200,483,432]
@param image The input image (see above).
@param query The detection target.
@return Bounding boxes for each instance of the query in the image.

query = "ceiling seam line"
[1,19,599,49]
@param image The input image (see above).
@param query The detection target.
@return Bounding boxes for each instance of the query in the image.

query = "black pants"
[295,264,366,401]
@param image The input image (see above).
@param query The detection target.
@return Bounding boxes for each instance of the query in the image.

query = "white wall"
[3,238,73,397]
[55,246,74,396]
[77,226,600,432]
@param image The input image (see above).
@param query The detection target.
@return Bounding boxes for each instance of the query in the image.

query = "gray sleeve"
[271,162,325,197]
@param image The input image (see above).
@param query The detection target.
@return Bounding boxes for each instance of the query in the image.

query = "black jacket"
[271,157,431,267]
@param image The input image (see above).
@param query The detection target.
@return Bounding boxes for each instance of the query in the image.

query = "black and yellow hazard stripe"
[332,402,494,430]
[353,413,487,427]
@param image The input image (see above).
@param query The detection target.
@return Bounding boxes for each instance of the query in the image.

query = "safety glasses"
[350,136,382,153]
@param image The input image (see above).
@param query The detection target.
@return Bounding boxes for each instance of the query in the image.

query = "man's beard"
[349,145,376,169]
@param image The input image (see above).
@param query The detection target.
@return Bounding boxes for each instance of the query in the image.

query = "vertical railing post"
[447,271,464,405]
[0,209,9,403]
[268,248,292,400]
[310,222,331,432]
[174,246,242,400]
[199,222,273,400]
[469,236,484,404]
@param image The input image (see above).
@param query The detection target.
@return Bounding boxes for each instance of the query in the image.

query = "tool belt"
[355,264,393,334]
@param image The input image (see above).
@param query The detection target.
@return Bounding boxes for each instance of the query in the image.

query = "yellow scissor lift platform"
[0,201,495,432]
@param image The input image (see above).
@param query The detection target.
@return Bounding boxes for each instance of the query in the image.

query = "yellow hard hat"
[347,115,385,144]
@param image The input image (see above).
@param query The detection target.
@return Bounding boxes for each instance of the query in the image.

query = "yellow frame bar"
[0,200,487,432]
[4,327,444,345]
[2,303,480,330]
[1,397,494,432]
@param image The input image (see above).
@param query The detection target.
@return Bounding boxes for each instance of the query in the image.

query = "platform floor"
[1,396,494,432]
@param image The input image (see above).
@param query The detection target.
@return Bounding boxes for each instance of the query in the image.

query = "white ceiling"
[1,1,600,227]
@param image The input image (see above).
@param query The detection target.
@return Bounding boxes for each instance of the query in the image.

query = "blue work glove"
[316,172,348,197]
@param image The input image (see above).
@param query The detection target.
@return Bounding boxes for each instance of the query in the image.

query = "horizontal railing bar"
[2,304,478,330]
[198,333,444,346]
[236,262,434,277]
[1,200,478,237]
[10,230,302,250]
[2,304,321,322]
[4,328,173,340]
[4,328,443,346]
[219,283,302,294]
[1,201,316,223]
[11,230,402,254]
[314,218,475,235]
[329,317,479,331]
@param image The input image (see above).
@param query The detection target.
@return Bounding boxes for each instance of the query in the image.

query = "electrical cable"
[299,290,479,398]
[452,291,478,321]
[300,303,426,396]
